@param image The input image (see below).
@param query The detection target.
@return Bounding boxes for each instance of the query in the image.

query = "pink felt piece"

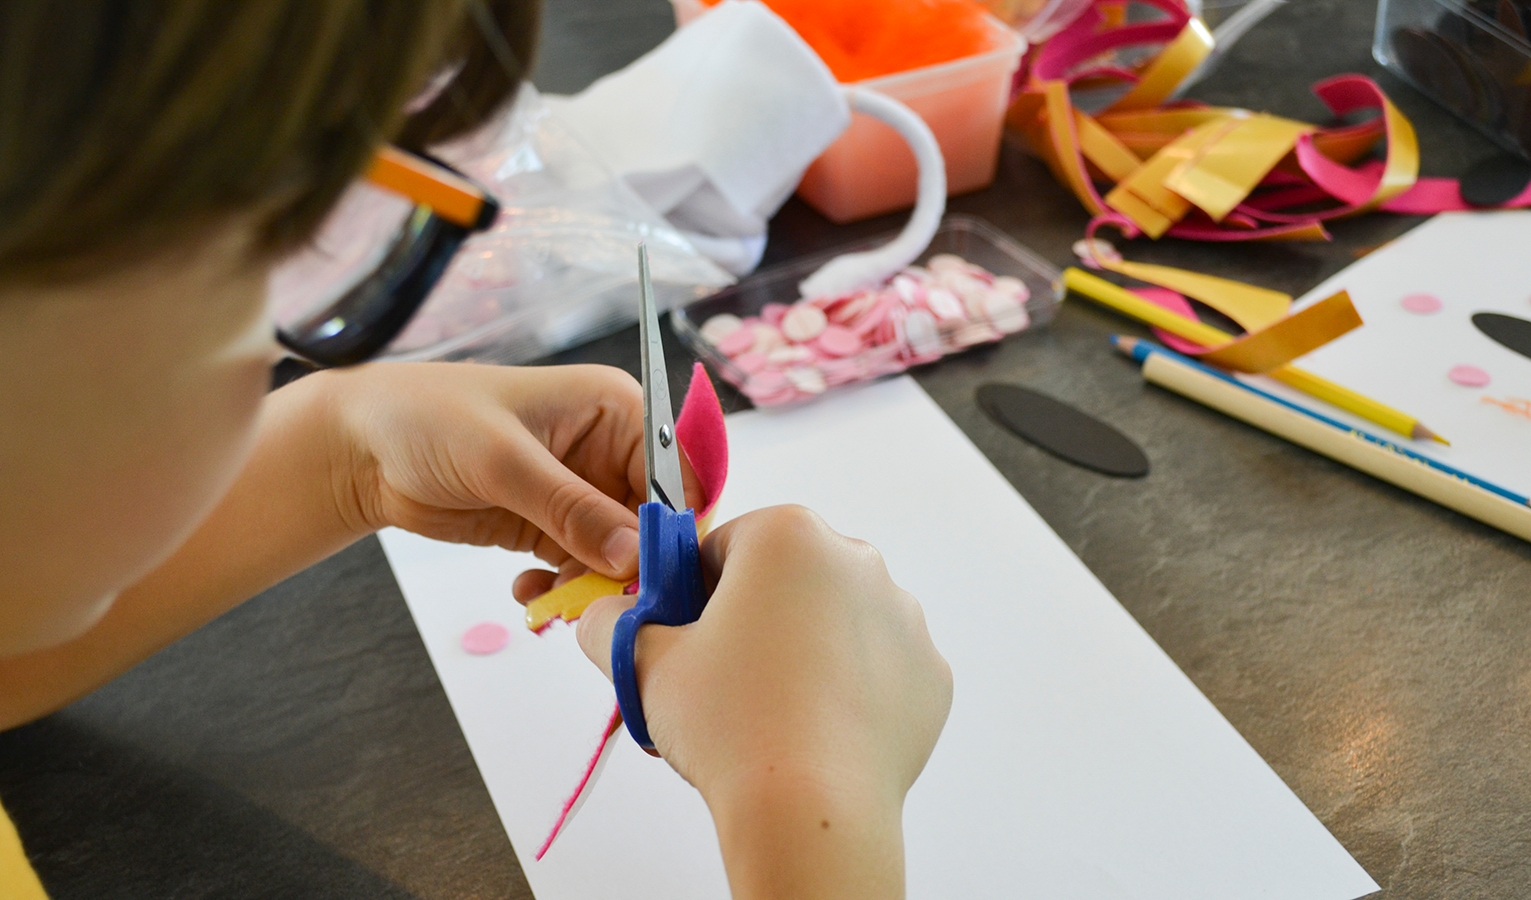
[461,622,510,655]
[1129,287,1208,355]
[1448,364,1491,387]
[675,362,729,518]
[1400,293,1443,314]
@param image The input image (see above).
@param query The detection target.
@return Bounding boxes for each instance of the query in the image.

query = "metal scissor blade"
[638,244,686,510]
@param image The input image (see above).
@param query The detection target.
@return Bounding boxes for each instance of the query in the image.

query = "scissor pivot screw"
[658,424,673,448]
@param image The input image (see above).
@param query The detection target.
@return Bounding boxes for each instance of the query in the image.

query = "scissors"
[611,244,708,751]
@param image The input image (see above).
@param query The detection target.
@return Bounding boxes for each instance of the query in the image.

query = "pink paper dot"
[1400,292,1443,314]
[1448,364,1491,387]
[462,622,510,655]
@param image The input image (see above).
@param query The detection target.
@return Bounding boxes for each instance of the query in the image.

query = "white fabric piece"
[546,1,849,275]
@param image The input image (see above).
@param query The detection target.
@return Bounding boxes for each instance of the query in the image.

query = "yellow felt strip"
[1099,107,1379,167]
[1101,258,1292,331]
[1163,113,1314,221]
[1096,107,1235,138]
[1034,80,1108,216]
[1356,91,1419,213]
[1249,222,1332,242]
[1106,118,1236,236]
[1197,290,1363,373]
[1075,111,1144,182]
[1108,18,1215,112]
[525,573,628,632]
[0,802,48,900]
[523,509,719,632]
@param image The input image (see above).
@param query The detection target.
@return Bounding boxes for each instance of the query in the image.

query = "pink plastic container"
[670,2,1026,224]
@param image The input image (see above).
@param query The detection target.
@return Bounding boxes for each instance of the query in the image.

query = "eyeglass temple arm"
[364,146,497,230]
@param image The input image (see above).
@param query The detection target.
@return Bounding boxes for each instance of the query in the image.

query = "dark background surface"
[4,1,1529,897]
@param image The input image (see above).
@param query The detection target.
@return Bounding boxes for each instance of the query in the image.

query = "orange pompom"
[698,0,995,82]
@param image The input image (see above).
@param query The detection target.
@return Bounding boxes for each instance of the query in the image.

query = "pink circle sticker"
[1448,364,1490,387]
[1400,293,1443,314]
[462,622,510,655]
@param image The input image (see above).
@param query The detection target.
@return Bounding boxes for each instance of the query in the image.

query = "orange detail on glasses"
[364,145,489,229]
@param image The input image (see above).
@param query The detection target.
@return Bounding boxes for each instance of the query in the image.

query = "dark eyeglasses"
[271,146,500,369]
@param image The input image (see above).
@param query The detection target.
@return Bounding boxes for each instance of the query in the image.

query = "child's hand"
[322,362,692,581]
[575,505,952,900]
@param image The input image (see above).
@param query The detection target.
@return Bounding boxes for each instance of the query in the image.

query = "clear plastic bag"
[268,85,734,366]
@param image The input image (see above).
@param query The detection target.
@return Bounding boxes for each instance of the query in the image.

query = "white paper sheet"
[380,376,1379,900]
[1244,211,1531,498]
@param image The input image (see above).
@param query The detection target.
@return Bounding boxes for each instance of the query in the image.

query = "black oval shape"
[976,383,1149,478]
[1472,312,1531,362]
[1460,154,1531,207]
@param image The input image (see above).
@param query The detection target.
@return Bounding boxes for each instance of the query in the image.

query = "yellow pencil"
[1062,268,1448,444]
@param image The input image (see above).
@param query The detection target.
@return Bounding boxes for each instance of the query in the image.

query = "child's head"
[0,0,534,653]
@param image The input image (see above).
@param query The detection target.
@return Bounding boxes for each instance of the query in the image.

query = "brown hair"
[0,0,537,279]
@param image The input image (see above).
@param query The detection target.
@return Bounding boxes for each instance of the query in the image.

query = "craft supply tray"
[673,214,1060,406]
[1375,0,1531,158]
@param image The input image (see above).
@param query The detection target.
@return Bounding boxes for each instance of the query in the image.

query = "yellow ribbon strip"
[1106,117,1237,237]
[1196,290,1363,373]
[1009,16,1426,242]
[1099,258,1292,331]
[1062,267,1361,374]
[1163,113,1314,222]
[1106,17,1215,112]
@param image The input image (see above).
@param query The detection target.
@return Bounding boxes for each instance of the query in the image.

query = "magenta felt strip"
[675,362,728,518]
[535,704,624,860]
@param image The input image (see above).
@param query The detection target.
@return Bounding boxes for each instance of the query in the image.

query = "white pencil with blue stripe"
[1112,335,1531,543]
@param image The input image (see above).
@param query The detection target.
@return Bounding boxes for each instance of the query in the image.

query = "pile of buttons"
[700,253,1032,406]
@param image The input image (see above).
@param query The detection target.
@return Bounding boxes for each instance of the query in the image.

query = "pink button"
[815,325,863,357]
[462,622,510,655]
[761,303,790,327]
[1448,364,1490,386]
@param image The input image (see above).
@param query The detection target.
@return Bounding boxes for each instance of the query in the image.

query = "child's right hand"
[576,505,951,900]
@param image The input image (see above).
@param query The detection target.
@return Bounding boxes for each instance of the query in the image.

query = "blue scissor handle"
[611,501,707,750]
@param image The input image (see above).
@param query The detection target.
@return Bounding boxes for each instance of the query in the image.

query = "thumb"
[575,593,636,681]
[491,436,642,579]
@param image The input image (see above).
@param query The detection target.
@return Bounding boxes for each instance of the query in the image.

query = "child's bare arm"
[0,362,667,728]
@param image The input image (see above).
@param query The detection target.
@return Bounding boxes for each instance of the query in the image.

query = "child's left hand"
[318,361,690,582]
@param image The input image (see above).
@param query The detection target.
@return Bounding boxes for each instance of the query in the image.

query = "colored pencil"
[1113,335,1531,542]
[1064,267,1448,444]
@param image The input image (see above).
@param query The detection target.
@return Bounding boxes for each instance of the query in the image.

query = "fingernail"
[602,526,640,572]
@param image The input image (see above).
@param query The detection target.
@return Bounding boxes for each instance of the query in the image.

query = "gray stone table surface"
[4,1,1528,898]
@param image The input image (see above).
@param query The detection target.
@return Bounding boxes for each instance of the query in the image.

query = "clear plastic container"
[670,1,1027,223]
[1375,0,1531,158]
[673,214,1060,406]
